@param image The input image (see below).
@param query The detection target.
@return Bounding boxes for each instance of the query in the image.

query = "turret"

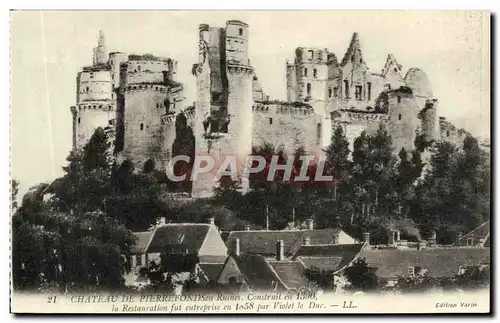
[93,30,108,66]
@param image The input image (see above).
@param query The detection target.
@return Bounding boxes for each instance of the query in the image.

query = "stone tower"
[387,86,420,153]
[192,20,254,198]
[71,30,114,150]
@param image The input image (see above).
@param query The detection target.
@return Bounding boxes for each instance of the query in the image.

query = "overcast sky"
[11,11,490,197]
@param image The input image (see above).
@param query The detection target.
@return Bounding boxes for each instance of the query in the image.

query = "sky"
[11,11,490,198]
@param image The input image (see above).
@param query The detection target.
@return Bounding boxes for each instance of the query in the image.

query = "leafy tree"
[343,258,383,292]
[304,266,336,291]
[324,125,351,200]
[11,179,19,212]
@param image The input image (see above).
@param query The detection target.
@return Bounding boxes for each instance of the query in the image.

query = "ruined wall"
[294,47,329,117]
[108,52,129,89]
[331,110,389,153]
[286,62,297,102]
[252,103,317,156]
[439,117,467,147]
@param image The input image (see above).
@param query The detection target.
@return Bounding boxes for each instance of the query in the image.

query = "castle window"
[334,87,339,98]
[397,96,402,103]
[344,80,349,98]
[446,131,450,137]
[394,68,398,72]
[398,114,402,120]
[137,65,141,72]
[140,123,144,131]
[108,120,113,125]
[306,83,312,96]
[313,69,318,78]
[304,68,308,77]
[307,50,314,61]
[78,117,81,124]
[86,86,89,92]
[385,83,391,90]
[367,82,372,100]
[328,88,332,98]
[355,85,362,101]
[239,28,243,36]
[269,117,273,125]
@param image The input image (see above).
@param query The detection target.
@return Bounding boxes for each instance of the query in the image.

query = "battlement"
[160,112,176,125]
[226,64,253,74]
[128,54,174,63]
[76,102,115,112]
[332,109,389,124]
[82,65,111,72]
[252,101,314,117]
[295,47,329,64]
[123,83,170,93]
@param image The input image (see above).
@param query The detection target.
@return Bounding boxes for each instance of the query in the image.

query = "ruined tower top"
[93,29,108,66]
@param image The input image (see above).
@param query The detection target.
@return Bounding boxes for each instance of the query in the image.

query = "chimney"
[395,230,401,242]
[303,236,311,246]
[276,240,285,261]
[332,233,340,245]
[456,231,463,243]
[208,217,215,226]
[363,232,370,245]
[305,218,314,230]
[232,238,240,256]
[429,230,437,246]
[388,230,395,246]
[158,217,167,226]
[244,224,251,231]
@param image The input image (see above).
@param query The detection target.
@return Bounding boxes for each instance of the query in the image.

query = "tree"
[304,266,336,291]
[11,179,19,212]
[324,125,351,200]
[343,258,383,292]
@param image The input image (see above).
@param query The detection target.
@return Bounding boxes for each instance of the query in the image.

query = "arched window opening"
[306,83,312,96]
[398,114,402,120]
[304,68,308,77]
[143,159,155,174]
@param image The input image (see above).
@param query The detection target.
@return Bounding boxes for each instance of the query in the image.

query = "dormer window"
[239,28,243,36]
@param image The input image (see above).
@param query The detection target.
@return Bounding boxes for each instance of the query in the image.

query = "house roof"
[296,257,344,272]
[131,231,154,254]
[452,221,490,247]
[267,261,310,290]
[226,228,357,257]
[146,223,212,254]
[198,263,224,282]
[358,247,491,279]
[232,254,286,291]
[292,243,365,272]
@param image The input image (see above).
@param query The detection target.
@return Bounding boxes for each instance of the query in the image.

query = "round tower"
[225,20,249,65]
[72,69,114,149]
[387,86,420,153]
[420,98,440,142]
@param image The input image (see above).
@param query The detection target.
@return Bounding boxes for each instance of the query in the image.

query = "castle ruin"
[70,21,467,198]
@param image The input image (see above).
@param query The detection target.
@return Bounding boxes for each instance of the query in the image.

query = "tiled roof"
[198,263,224,282]
[292,243,365,272]
[226,231,303,256]
[268,261,310,290]
[358,247,491,279]
[131,231,153,254]
[146,223,212,254]
[452,221,490,247]
[233,254,286,291]
[226,228,355,257]
[296,257,344,272]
